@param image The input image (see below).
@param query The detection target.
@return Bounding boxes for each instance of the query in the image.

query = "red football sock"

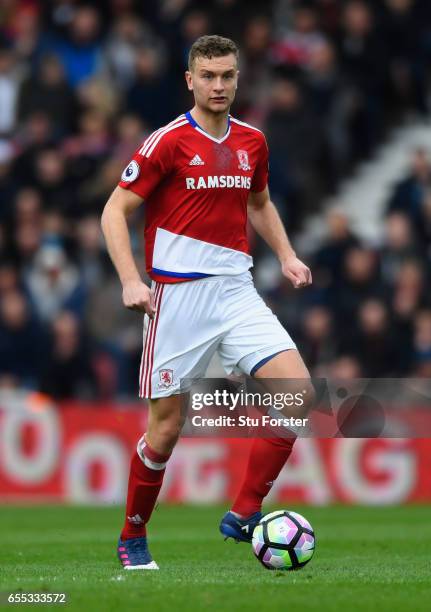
[232,437,295,517]
[120,435,171,540]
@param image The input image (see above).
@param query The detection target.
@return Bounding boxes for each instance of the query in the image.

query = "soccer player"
[101,35,312,570]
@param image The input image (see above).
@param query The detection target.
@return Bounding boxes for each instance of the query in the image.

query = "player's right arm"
[101,186,156,318]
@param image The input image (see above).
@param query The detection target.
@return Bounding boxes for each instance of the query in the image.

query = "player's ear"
[185,71,193,91]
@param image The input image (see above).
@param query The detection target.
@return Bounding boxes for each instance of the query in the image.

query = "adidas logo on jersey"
[189,154,205,166]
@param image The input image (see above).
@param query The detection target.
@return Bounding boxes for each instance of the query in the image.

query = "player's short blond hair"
[188,35,239,71]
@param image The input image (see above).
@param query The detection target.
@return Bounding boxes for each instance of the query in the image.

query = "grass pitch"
[0,505,430,611]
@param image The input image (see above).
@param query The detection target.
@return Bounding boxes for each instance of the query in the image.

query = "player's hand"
[281,256,312,289]
[122,280,156,318]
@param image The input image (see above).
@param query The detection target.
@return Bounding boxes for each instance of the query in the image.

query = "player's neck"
[190,107,229,139]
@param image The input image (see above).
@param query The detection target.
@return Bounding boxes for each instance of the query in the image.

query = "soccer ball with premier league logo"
[252,510,315,570]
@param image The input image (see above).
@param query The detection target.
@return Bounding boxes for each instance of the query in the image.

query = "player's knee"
[271,380,315,419]
[154,420,182,447]
[281,380,315,419]
[295,380,316,418]
[298,380,315,418]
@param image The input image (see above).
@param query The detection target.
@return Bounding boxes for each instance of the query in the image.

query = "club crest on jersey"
[158,369,174,388]
[236,149,251,171]
[121,160,140,183]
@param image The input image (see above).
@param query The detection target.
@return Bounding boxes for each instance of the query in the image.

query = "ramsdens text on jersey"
[185,176,252,189]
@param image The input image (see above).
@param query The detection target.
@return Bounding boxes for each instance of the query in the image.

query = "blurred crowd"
[269,151,431,380]
[1,0,431,399]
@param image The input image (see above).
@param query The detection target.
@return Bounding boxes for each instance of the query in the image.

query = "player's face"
[186,54,239,114]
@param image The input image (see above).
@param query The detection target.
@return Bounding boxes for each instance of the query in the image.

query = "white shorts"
[138,271,296,398]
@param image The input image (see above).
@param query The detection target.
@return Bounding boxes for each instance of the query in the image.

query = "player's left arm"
[247,186,312,288]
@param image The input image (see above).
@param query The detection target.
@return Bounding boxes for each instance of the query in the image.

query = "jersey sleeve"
[118,134,174,200]
[250,134,269,193]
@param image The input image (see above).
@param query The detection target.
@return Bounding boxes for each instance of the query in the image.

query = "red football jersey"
[118,111,269,283]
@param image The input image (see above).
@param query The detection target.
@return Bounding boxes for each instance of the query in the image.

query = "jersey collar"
[185,111,231,144]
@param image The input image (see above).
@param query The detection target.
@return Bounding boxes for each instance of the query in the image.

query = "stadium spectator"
[3,2,43,65]
[380,0,428,117]
[234,15,272,118]
[338,0,386,160]
[386,148,431,240]
[264,75,324,224]
[0,140,16,222]
[331,246,384,320]
[12,111,57,184]
[112,113,146,162]
[24,242,87,323]
[74,214,112,290]
[271,4,326,69]
[339,298,408,376]
[103,12,164,91]
[0,261,19,294]
[17,53,78,135]
[126,46,175,129]
[390,259,428,320]
[13,219,42,266]
[412,309,431,374]
[62,109,112,192]
[39,310,97,399]
[29,147,76,216]
[380,211,425,286]
[298,305,336,372]
[311,209,360,292]
[77,156,124,216]
[305,40,349,185]
[328,354,363,379]
[0,289,46,387]
[0,44,21,135]
[47,5,104,87]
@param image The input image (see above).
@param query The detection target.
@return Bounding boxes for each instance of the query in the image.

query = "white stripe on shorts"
[139,283,164,398]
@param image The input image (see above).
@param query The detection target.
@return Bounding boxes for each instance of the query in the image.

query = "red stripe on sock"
[142,436,170,464]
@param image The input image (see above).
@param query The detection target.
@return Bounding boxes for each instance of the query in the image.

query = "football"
[252,510,315,570]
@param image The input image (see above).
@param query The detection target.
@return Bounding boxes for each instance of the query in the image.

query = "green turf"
[0,505,430,611]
